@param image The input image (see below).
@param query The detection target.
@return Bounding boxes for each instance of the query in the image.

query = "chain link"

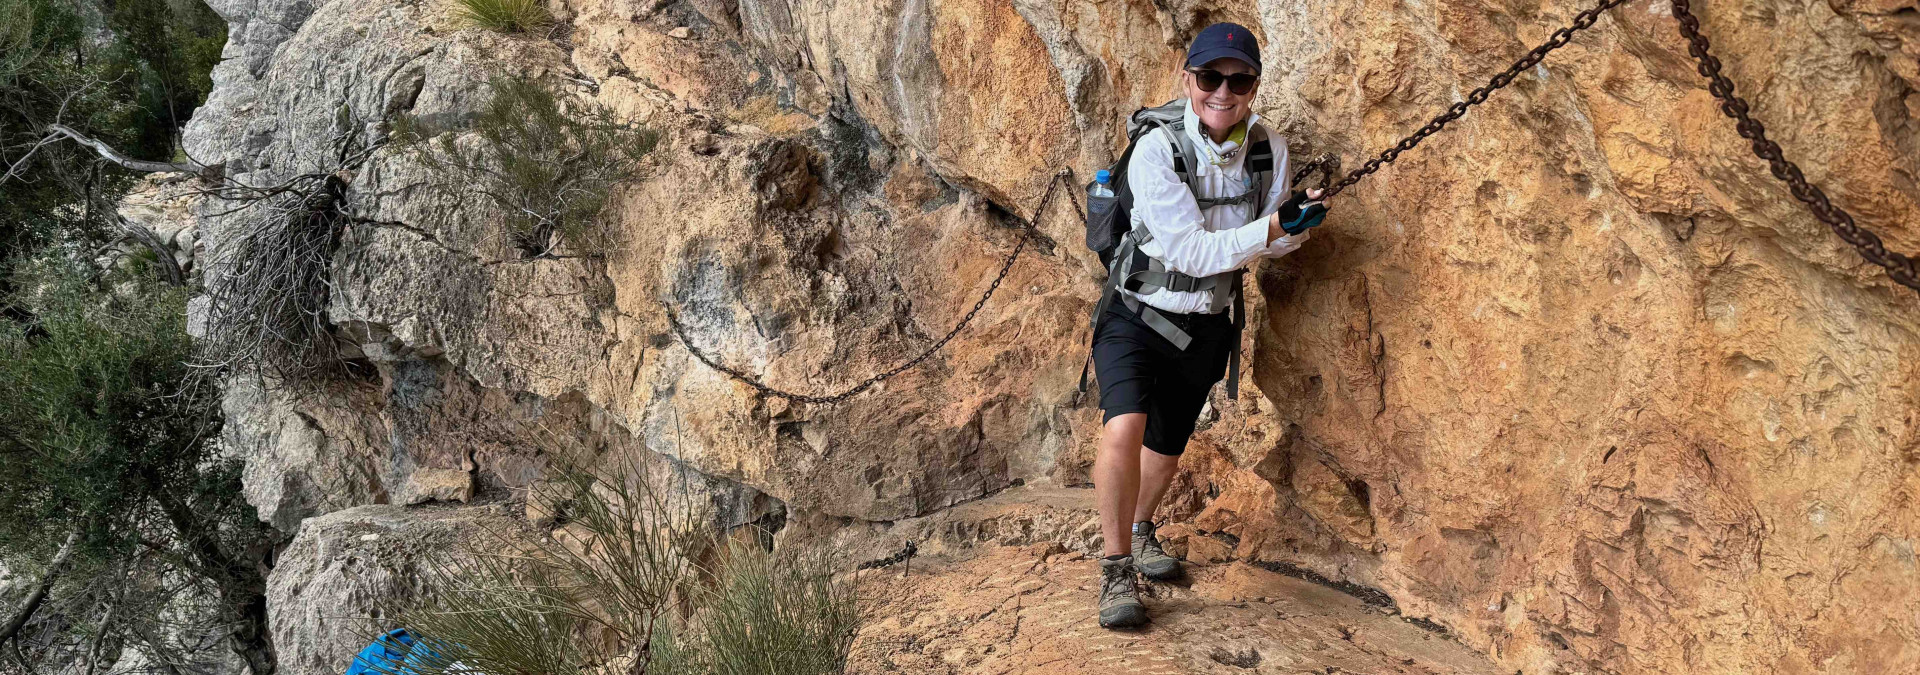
[856,541,918,571]
[666,168,1084,404]
[1291,152,1342,191]
[1314,0,1916,292]
[1670,0,1920,291]
[1322,0,1633,200]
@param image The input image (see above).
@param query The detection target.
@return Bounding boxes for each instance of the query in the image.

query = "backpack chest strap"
[1194,188,1259,210]
[1153,119,1272,214]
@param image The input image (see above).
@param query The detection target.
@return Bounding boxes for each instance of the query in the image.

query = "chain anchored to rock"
[1319,0,1635,201]
[1315,0,1917,292]
[1669,0,1919,291]
[857,541,918,575]
[664,169,1085,404]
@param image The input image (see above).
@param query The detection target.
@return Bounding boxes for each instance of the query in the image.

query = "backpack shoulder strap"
[1147,118,1200,203]
[1245,123,1275,216]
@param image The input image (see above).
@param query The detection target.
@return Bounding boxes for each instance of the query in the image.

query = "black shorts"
[1091,300,1235,456]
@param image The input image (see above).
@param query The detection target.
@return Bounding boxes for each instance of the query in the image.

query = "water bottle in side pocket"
[1083,169,1120,256]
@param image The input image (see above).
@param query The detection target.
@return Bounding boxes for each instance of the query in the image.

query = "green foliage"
[454,0,553,34]
[0,260,278,672]
[1,0,138,264]
[373,447,861,675]
[399,76,657,257]
[391,552,597,674]
[649,542,863,675]
[101,0,229,153]
[371,449,701,675]
[0,0,47,84]
[0,0,227,275]
[0,261,208,559]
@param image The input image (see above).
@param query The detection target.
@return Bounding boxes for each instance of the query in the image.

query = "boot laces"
[1101,563,1138,600]
[1135,523,1166,558]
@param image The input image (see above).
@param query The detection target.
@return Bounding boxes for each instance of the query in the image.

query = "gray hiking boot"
[1097,555,1148,628]
[1131,521,1181,580]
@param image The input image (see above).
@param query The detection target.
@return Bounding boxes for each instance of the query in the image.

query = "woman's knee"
[1101,412,1147,448]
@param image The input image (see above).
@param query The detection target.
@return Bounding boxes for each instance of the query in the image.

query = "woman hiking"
[1090,21,1328,629]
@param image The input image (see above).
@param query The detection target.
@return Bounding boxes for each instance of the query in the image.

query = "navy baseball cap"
[1186,23,1261,75]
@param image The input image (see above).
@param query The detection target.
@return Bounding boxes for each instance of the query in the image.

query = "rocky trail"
[845,489,1501,675]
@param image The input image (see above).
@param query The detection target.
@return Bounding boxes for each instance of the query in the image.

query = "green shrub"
[455,0,553,34]
[0,260,280,673]
[368,443,862,675]
[649,541,863,675]
[0,0,46,83]
[1,0,224,268]
[0,261,209,557]
[401,76,657,258]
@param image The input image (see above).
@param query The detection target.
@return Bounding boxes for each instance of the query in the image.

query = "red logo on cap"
[1227,33,1233,40]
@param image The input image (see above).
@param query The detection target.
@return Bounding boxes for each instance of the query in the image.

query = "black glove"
[1273,190,1328,236]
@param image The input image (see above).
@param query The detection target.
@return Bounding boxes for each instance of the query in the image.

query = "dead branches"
[112,216,185,287]
[43,124,216,177]
[193,171,354,385]
[3,123,222,186]
[0,529,81,647]
[192,107,381,388]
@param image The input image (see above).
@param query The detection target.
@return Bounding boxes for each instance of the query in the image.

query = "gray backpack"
[1080,100,1275,400]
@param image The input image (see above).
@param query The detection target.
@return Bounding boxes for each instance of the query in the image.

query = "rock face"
[180,0,1920,672]
[265,505,525,675]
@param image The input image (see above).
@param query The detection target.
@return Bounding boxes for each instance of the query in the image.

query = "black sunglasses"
[1187,68,1259,95]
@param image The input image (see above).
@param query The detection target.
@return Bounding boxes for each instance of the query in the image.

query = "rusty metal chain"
[1291,152,1342,191]
[1322,0,1633,200]
[1670,0,1920,292]
[665,168,1084,404]
[856,541,918,573]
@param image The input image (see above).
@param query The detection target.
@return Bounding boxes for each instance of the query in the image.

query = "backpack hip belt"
[1082,228,1247,399]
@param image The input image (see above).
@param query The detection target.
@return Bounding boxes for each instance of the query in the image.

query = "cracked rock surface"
[848,544,1501,675]
[172,0,1920,671]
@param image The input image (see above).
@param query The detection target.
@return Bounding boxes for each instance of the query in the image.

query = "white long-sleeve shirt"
[1123,104,1311,315]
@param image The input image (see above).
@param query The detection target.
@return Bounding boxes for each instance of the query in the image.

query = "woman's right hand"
[1268,189,1328,242]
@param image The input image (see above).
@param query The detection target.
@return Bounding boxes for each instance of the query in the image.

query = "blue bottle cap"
[1096,169,1111,184]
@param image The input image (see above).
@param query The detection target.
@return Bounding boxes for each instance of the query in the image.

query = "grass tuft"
[649,540,862,675]
[358,434,862,675]
[454,0,552,34]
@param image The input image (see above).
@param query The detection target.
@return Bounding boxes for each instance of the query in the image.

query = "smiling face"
[1183,58,1259,139]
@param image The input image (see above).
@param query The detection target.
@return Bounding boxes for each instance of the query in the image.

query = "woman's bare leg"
[1095,413,1148,557]
[1133,447,1181,524]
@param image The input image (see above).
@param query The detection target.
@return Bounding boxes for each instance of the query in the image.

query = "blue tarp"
[345,628,416,675]
[344,628,467,675]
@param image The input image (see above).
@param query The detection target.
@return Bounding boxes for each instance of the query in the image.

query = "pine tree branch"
[0,528,82,645]
[30,124,225,182]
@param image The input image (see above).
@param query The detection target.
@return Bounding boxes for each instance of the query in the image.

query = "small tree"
[395,76,657,258]
[0,260,281,674]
